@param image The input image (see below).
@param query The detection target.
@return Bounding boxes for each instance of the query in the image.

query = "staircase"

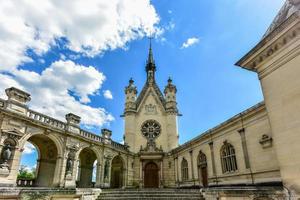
[97,188,205,200]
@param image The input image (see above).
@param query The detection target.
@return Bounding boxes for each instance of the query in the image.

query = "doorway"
[110,155,124,188]
[144,162,159,188]
[201,166,208,187]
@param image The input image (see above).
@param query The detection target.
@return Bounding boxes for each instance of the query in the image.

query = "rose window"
[141,120,161,139]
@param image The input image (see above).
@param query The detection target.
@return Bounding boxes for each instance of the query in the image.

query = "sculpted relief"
[145,104,157,115]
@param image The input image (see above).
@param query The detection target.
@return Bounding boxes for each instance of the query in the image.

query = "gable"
[136,83,166,114]
[136,82,166,113]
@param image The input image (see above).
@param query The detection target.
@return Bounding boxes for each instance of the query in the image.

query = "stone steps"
[97,189,204,200]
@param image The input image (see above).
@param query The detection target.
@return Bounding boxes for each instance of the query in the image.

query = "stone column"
[140,160,143,188]
[238,128,251,169]
[175,156,179,186]
[95,162,101,187]
[208,141,218,185]
[100,147,104,187]
[189,150,195,183]
[160,160,163,188]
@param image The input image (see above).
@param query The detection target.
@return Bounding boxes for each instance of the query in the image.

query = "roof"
[236,0,300,70]
[263,0,300,38]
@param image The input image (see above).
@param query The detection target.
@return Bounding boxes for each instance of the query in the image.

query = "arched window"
[220,142,237,173]
[197,151,207,167]
[181,158,188,181]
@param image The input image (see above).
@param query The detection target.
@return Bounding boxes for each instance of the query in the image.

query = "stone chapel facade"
[0,0,300,199]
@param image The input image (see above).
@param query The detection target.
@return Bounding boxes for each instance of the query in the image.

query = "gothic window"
[181,158,189,181]
[220,142,238,173]
[141,120,161,139]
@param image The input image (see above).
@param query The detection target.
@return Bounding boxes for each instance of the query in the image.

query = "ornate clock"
[141,120,161,139]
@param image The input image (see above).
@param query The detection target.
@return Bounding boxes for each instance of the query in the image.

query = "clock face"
[141,120,161,139]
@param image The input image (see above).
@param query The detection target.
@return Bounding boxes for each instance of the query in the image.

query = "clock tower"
[123,42,179,153]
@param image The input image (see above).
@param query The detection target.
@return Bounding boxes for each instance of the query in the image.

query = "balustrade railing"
[79,130,104,143]
[27,109,66,130]
[16,179,35,187]
[111,141,128,151]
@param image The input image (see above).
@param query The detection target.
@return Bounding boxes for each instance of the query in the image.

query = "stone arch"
[76,147,99,188]
[110,155,124,188]
[18,133,63,187]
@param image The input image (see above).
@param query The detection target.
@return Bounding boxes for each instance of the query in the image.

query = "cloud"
[103,90,113,100]
[0,60,114,128]
[23,142,36,154]
[0,0,161,71]
[181,37,199,49]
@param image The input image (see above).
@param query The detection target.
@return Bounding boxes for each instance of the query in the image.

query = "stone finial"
[101,128,112,139]
[164,77,177,95]
[125,78,137,95]
[65,113,81,126]
[5,87,31,104]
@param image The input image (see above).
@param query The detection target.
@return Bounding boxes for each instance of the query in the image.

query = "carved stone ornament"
[145,104,157,115]
[140,138,163,153]
[2,129,22,141]
[259,134,273,148]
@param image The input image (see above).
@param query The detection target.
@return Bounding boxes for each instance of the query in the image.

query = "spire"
[145,37,156,82]
[147,37,154,64]
[146,37,156,73]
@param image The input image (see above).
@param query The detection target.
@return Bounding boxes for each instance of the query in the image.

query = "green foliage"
[18,165,36,180]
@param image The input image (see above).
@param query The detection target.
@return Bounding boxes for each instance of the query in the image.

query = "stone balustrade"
[27,109,66,130]
[111,141,128,151]
[79,129,104,143]
[16,179,36,187]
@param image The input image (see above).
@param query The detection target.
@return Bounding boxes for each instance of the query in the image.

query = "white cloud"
[103,90,113,100]
[0,60,114,128]
[181,37,200,49]
[0,0,161,71]
[23,142,36,154]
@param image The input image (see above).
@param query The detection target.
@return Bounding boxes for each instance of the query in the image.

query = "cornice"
[171,102,266,154]
[236,12,300,71]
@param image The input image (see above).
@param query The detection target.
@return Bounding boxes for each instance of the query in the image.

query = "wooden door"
[144,162,159,188]
[201,167,208,187]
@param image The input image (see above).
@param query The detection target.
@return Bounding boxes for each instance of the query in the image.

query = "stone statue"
[104,160,110,179]
[2,145,12,164]
[0,144,12,172]
[66,157,73,174]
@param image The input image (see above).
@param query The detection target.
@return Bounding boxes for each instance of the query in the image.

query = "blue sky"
[0,0,285,169]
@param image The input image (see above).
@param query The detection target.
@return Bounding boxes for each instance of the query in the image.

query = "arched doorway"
[197,151,208,187]
[77,148,97,188]
[19,134,59,187]
[144,162,159,188]
[110,155,124,188]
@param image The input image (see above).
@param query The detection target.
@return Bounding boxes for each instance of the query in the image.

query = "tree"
[18,165,36,179]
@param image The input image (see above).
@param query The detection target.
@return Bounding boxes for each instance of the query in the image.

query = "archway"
[144,162,159,188]
[77,147,97,188]
[110,155,124,188]
[18,134,59,187]
[197,151,208,187]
